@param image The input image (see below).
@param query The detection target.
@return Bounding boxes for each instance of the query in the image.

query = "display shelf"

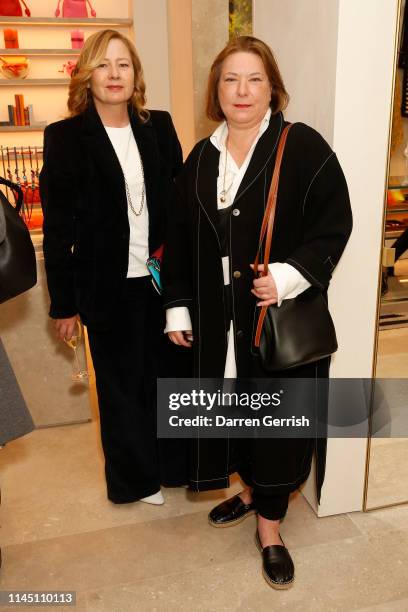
[0,9,133,142]
[0,17,132,27]
[0,148,43,159]
[388,176,408,189]
[0,49,81,56]
[0,79,69,86]
[385,229,407,239]
[386,206,408,213]
[0,125,46,132]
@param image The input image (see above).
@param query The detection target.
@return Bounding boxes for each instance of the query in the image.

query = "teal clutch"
[146,245,162,294]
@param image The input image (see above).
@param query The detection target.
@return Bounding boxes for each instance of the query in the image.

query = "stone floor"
[365,325,408,509]
[0,421,408,612]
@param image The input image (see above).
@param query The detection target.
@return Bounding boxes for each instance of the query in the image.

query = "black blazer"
[40,103,182,329]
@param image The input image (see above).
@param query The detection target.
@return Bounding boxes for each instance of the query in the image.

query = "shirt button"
[232,208,240,216]
[233,271,241,279]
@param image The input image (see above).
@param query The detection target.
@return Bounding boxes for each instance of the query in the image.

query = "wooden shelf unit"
[0,17,132,27]
[0,79,70,86]
[0,10,133,140]
[0,49,81,56]
[0,125,45,132]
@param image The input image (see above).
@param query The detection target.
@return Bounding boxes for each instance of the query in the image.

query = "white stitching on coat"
[302,151,335,215]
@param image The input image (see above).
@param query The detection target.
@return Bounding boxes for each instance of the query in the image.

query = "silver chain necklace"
[219,133,234,204]
[121,128,145,217]
[123,171,145,217]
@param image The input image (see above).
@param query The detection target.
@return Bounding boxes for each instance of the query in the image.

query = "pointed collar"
[210,107,272,153]
[195,111,284,244]
[233,110,283,204]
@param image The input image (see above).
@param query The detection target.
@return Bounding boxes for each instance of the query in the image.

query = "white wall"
[254,0,400,515]
[254,0,339,143]
[132,0,171,111]
[320,0,399,516]
[167,0,195,157]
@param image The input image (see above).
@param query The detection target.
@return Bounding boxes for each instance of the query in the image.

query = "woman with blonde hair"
[40,29,185,505]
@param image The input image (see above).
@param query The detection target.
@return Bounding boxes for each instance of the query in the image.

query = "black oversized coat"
[162,111,353,497]
[40,103,183,330]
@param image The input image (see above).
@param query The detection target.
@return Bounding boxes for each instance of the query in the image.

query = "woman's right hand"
[54,315,79,341]
[168,330,193,348]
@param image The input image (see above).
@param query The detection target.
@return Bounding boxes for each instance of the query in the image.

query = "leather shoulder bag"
[0,177,37,304]
[253,124,338,371]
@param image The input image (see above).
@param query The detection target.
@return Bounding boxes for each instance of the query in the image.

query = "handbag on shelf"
[0,176,36,304]
[146,244,162,295]
[59,60,77,77]
[71,30,84,49]
[0,56,29,79]
[253,124,338,371]
[4,29,19,49]
[0,0,30,16]
[55,0,96,18]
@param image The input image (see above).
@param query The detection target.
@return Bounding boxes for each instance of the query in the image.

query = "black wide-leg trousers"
[87,276,162,503]
[228,357,330,521]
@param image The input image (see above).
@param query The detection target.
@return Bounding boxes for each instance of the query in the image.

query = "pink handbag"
[71,30,84,49]
[55,0,96,18]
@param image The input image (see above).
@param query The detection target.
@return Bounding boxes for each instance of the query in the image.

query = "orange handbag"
[4,29,19,49]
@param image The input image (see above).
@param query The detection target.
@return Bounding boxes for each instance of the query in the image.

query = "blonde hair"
[206,36,289,122]
[68,29,149,122]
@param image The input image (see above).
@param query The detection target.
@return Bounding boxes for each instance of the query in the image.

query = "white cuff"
[268,262,311,307]
[165,306,192,333]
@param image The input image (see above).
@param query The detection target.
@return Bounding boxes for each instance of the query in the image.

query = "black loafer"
[208,494,257,527]
[255,531,294,589]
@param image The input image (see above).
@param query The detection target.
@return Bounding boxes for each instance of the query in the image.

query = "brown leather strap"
[254,123,293,348]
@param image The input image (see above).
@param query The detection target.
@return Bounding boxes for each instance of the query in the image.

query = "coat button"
[232,208,240,216]
[233,271,241,279]
[236,330,244,339]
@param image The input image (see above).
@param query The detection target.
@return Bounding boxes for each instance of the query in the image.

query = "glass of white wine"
[64,320,89,382]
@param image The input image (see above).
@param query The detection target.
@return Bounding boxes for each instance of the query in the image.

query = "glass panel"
[365,0,408,510]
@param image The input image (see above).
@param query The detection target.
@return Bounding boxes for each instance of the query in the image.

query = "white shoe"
[140,490,164,505]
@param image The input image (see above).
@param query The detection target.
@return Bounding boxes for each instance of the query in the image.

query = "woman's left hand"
[250,263,278,306]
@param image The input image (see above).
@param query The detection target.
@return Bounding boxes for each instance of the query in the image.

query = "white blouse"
[105,124,149,278]
[165,109,310,377]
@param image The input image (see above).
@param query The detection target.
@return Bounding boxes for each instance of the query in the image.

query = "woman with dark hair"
[40,29,185,506]
[162,36,352,588]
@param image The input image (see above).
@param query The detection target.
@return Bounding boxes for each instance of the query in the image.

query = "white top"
[165,110,311,376]
[105,124,149,278]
